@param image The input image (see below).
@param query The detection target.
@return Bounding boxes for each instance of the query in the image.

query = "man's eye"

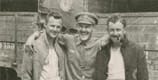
[57,26,61,29]
[79,24,84,27]
[51,25,55,28]
[85,26,89,28]
[116,29,121,31]
[110,29,114,32]
[80,25,84,28]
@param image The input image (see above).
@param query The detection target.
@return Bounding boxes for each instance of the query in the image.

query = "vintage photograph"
[0,0,158,80]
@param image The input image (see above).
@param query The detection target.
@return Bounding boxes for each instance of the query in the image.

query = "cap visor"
[77,21,92,24]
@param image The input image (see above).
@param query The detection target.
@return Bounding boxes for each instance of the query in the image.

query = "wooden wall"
[0,12,37,77]
[0,12,158,80]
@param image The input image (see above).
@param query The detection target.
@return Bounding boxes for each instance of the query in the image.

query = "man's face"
[108,21,125,44]
[45,16,62,39]
[78,23,94,42]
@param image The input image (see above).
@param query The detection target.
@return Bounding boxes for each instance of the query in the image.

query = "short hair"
[45,11,62,24]
[107,15,126,28]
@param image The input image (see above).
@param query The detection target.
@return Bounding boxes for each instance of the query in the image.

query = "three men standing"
[23,11,148,80]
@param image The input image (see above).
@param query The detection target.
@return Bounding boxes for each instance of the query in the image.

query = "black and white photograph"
[0,0,158,80]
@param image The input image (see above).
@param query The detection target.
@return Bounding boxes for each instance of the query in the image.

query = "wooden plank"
[98,16,158,25]
[94,24,158,34]
[0,13,36,42]
[94,24,107,32]
[0,34,15,41]
[0,12,36,16]
[126,25,158,33]
[125,17,158,25]
[18,16,36,22]
[17,30,34,42]
[97,12,158,18]
[17,25,36,31]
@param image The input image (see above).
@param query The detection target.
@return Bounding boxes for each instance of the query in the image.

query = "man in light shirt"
[22,11,65,80]
[95,15,148,80]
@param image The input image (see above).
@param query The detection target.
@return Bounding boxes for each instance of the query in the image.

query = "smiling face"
[78,23,94,42]
[107,21,126,44]
[45,16,62,39]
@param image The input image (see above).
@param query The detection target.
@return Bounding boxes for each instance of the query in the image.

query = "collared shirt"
[64,34,101,80]
[40,47,60,80]
[107,47,125,80]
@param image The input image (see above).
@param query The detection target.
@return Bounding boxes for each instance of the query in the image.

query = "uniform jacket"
[62,34,101,80]
[22,31,66,80]
[95,37,149,80]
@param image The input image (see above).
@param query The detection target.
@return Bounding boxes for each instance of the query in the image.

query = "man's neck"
[47,35,56,47]
[81,40,88,45]
[111,42,121,49]
[80,34,92,45]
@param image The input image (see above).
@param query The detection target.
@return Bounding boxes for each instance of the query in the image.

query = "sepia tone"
[0,0,158,80]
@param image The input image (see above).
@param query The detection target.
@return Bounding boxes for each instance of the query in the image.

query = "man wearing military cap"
[61,12,109,80]
[75,12,98,25]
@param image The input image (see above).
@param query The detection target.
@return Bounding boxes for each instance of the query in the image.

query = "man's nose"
[81,27,86,31]
[113,30,118,35]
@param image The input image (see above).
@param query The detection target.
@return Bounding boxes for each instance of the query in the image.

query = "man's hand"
[99,34,110,46]
[25,31,41,51]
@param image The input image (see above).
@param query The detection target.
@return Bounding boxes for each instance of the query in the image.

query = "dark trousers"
[0,67,18,80]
